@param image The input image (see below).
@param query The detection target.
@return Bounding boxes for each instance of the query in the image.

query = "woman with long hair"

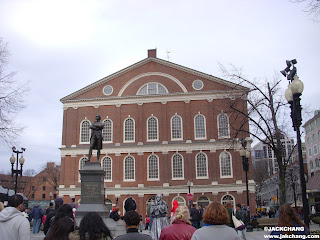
[44,216,75,240]
[271,204,309,238]
[79,212,113,240]
[159,206,196,240]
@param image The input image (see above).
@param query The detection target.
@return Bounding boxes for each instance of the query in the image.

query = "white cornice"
[58,182,255,197]
[60,141,236,157]
[62,90,245,109]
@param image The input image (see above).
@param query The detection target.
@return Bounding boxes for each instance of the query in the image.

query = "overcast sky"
[0,0,319,174]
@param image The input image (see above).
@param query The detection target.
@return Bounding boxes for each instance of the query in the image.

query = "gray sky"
[0,0,319,173]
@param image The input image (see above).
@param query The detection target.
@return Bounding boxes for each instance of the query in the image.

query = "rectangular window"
[31,186,35,190]
[54,194,57,199]
[42,194,46,199]
[314,145,318,155]
[43,177,46,182]
[309,148,313,157]
[31,194,34,199]
[43,186,46,191]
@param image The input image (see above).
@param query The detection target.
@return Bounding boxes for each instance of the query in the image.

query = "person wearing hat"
[44,198,63,235]
[0,194,30,240]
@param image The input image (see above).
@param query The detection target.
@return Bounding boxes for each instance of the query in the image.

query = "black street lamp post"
[282,59,309,228]
[187,180,191,209]
[239,140,253,232]
[10,146,26,194]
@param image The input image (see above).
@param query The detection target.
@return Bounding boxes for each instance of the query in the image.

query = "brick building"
[59,49,255,215]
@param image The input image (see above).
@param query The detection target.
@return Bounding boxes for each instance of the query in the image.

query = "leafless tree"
[291,0,320,21]
[220,64,292,206]
[254,159,269,193]
[0,38,29,145]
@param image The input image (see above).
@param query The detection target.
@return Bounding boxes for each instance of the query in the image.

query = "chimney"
[148,49,157,58]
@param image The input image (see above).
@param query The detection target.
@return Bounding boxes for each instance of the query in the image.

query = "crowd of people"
[0,194,312,240]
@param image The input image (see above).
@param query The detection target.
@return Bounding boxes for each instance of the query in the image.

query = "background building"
[304,110,320,177]
[59,49,255,215]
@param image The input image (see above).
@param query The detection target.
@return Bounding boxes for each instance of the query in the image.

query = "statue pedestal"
[75,162,126,237]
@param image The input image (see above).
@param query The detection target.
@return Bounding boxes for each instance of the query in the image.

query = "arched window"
[172,153,184,180]
[124,155,135,181]
[80,119,90,143]
[147,116,159,141]
[102,156,112,181]
[172,196,186,206]
[148,154,159,180]
[78,157,87,181]
[197,196,210,208]
[137,82,168,95]
[196,152,208,179]
[194,114,206,139]
[102,119,113,142]
[105,199,112,211]
[218,113,230,138]
[220,151,233,178]
[221,194,235,207]
[316,158,320,168]
[171,115,183,140]
[124,117,135,142]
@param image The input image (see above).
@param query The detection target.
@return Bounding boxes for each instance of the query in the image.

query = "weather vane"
[166,50,171,61]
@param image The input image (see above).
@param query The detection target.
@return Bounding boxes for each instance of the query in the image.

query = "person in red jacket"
[159,206,196,240]
[171,200,179,218]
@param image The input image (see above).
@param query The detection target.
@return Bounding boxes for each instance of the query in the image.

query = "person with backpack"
[235,203,247,240]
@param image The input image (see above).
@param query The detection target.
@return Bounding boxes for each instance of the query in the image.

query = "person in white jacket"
[0,194,31,240]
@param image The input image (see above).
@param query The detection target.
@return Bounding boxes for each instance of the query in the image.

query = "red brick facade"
[59,49,255,215]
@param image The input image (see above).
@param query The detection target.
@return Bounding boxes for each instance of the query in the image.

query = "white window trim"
[314,145,318,155]
[172,196,186,206]
[172,153,184,180]
[219,151,233,178]
[195,152,209,179]
[102,156,112,182]
[147,116,159,142]
[147,154,160,181]
[171,114,183,141]
[123,155,136,182]
[79,119,91,144]
[194,114,207,140]
[102,119,113,143]
[217,113,230,139]
[123,117,135,143]
[221,194,235,207]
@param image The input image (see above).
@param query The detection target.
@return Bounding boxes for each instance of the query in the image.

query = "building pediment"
[61,53,248,103]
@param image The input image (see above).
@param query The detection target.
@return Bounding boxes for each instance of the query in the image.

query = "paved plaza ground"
[30,222,320,240]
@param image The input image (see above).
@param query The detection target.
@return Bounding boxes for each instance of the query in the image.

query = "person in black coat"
[189,204,200,229]
[43,198,63,235]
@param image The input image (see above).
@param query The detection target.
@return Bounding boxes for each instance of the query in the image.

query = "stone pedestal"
[75,162,126,237]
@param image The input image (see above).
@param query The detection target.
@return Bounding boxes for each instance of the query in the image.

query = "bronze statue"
[88,114,105,162]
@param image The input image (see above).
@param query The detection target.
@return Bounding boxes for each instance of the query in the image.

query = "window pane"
[172,116,182,139]
[102,157,112,180]
[124,118,134,141]
[158,84,167,94]
[124,156,135,180]
[220,152,231,176]
[103,120,112,142]
[173,154,183,178]
[148,83,157,94]
[148,155,159,179]
[218,114,229,137]
[197,153,207,177]
[148,117,158,140]
[195,115,206,138]
[138,85,147,95]
[81,120,90,142]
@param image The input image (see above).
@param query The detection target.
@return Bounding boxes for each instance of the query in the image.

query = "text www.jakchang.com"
[264,234,319,239]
